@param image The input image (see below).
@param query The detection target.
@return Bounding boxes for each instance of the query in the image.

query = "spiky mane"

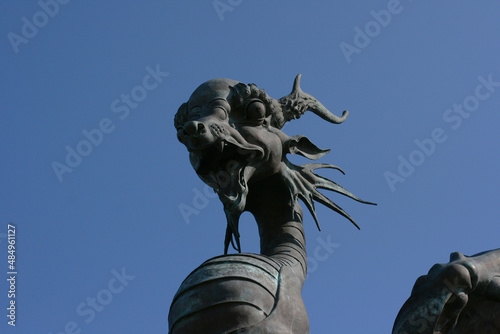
[284,158,374,231]
[224,148,375,254]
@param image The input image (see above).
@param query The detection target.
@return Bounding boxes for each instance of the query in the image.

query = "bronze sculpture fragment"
[393,249,500,333]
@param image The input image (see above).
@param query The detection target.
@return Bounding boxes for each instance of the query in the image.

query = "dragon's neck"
[246,174,307,281]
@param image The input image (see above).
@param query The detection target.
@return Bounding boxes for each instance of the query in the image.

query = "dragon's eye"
[246,101,266,121]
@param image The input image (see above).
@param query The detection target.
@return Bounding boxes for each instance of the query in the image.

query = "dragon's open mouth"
[189,139,261,213]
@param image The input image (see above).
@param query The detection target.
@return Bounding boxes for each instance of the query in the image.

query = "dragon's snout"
[177,119,219,151]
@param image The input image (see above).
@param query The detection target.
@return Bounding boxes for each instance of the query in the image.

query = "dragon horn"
[276,74,348,129]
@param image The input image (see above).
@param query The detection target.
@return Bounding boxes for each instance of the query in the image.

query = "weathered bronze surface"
[393,249,500,333]
[170,75,374,333]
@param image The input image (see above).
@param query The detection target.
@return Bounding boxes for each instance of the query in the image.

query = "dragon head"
[175,75,373,253]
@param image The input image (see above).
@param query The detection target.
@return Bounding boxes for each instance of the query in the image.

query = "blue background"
[1,1,500,333]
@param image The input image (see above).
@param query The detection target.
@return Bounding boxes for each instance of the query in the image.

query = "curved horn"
[277,74,348,128]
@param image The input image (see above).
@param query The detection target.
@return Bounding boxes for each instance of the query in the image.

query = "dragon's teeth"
[215,141,225,152]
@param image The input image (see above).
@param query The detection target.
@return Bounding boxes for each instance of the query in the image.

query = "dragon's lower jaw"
[201,164,256,215]
[190,138,261,214]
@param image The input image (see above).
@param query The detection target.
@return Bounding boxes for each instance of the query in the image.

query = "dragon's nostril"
[197,122,206,134]
[184,121,205,136]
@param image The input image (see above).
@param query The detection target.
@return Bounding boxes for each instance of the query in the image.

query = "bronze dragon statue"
[169,75,374,333]
[170,75,500,333]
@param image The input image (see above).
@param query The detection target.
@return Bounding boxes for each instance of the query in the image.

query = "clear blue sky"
[1,1,500,333]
